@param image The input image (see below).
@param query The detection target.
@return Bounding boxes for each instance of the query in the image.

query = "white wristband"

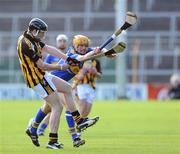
[60,65,63,70]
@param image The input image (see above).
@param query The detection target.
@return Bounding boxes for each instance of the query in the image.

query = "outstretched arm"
[42,45,80,65]
[42,45,68,60]
[76,47,102,61]
[36,58,69,71]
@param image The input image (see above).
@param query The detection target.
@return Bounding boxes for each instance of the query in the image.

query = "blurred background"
[0,0,180,100]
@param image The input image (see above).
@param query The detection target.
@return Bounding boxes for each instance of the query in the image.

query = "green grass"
[0,100,180,154]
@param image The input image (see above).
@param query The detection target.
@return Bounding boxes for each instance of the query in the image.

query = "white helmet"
[56,34,68,42]
[170,74,180,86]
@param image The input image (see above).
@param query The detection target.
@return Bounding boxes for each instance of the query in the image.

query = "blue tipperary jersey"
[48,47,93,82]
[45,54,60,64]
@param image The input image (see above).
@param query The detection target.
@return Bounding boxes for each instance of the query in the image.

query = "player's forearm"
[76,50,95,61]
[43,45,68,60]
[40,63,62,71]
[77,48,107,61]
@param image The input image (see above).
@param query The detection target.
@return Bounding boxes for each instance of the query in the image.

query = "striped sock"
[30,109,47,134]
[71,110,83,125]
[65,111,78,141]
[49,133,58,144]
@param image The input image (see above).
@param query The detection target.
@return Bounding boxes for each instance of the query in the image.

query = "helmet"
[28,18,48,32]
[170,74,180,86]
[72,35,90,47]
[56,34,68,42]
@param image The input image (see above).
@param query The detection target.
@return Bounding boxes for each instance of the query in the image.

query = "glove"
[66,57,80,65]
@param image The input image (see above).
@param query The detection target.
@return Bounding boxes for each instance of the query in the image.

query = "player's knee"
[45,92,63,109]
[41,103,51,114]
[56,82,72,94]
[52,102,63,112]
[55,96,63,110]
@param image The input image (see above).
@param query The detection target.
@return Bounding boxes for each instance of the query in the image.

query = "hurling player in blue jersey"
[28,34,110,148]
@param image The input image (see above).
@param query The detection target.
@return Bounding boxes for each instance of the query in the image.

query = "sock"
[71,110,83,125]
[40,123,48,130]
[30,109,47,134]
[49,133,58,144]
[38,123,47,133]
[65,111,78,141]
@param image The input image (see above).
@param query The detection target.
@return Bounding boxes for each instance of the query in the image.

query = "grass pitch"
[0,100,180,154]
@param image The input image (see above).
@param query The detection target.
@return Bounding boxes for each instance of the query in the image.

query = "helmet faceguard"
[28,18,48,41]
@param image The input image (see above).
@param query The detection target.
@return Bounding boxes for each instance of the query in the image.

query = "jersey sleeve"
[87,47,93,52]
[70,53,79,59]
[21,40,41,62]
[67,51,79,59]
[44,54,52,64]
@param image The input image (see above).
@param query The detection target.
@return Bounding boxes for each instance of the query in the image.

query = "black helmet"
[28,18,48,31]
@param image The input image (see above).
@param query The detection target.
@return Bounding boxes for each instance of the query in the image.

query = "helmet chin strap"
[33,30,39,37]
[27,29,41,41]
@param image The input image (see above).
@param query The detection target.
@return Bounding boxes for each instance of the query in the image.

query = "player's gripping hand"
[66,57,80,65]
[105,53,117,58]
[93,47,101,55]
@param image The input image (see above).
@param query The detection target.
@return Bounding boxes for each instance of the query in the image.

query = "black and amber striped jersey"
[17,31,46,88]
[78,59,101,89]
